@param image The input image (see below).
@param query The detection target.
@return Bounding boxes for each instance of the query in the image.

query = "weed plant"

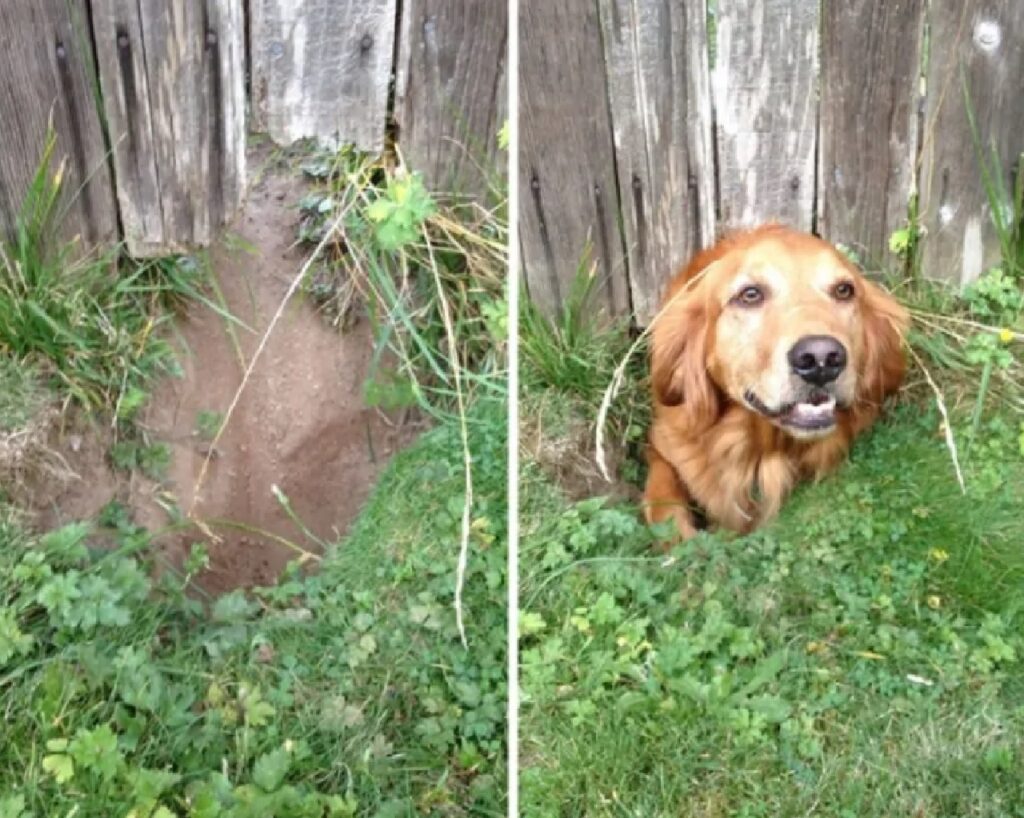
[293,145,508,422]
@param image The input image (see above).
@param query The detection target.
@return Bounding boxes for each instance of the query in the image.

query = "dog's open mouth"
[745,389,838,431]
[779,392,837,430]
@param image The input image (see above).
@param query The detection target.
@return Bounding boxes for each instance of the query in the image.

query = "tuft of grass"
[0,128,222,413]
[520,253,630,403]
[519,259,649,488]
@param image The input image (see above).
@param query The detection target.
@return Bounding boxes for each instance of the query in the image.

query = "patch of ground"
[35,148,421,592]
[519,392,638,505]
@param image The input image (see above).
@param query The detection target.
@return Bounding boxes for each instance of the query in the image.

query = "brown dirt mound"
[36,150,420,592]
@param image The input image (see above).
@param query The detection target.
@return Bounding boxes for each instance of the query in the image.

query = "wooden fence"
[0,0,506,258]
[521,0,1024,322]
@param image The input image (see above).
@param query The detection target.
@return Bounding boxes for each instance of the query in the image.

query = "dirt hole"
[27,148,421,593]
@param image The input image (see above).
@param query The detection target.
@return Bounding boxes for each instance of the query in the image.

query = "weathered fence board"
[91,0,246,257]
[818,0,925,269]
[395,0,508,198]
[250,0,396,154]
[919,1,1024,285]
[520,0,628,317]
[597,0,715,323]
[713,0,820,232]
[0,0,116,248]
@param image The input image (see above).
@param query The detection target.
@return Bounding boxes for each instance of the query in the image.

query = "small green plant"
[888,226,916,258]
[195,409,224,441]
[110,439,171,480]
[963,330,1017,452]
[963,267,1024,322]
[364,173,437,250]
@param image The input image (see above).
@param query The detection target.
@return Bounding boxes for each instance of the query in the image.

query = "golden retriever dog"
[644,224,909,540]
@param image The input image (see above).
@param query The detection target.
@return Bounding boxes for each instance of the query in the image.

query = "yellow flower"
[927,595,942,609]
[999,328,1015,344]
[928,548,950,564]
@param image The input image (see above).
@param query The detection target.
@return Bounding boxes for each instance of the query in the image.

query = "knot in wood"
[55,42,66,60]
[973,20,1001,53]
[206,30,218,46]
[360,33,374,51]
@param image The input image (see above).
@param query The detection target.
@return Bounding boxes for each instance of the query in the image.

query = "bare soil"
[35,152,421,592]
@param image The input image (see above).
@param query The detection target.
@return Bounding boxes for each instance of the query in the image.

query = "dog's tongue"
[786,395,837,426]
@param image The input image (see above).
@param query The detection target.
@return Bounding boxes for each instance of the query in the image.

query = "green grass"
[0,129,236,414]
[0,401,507,817]
[519,402,1024,817]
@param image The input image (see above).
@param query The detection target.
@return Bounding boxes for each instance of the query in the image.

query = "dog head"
[651,225,909,440]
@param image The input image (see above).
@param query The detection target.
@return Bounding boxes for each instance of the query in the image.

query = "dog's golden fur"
[644,224,909,540]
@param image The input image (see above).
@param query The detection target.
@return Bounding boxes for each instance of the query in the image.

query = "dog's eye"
[735,285,764,306]
[833,281,855,301]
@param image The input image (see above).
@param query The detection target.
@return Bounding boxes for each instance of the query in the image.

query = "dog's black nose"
[788,335,847,386]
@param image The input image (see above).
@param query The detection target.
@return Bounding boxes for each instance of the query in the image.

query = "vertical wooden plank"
[0,0,116,248]
[91,0,246,257]
[713,0,819,231]
[919,1,1024,285]
[818,0,925,268]
[206,0,247,232]
[250,0,396,153]
[520,0,628,317]
[597,0,715,323]
[395,0,508,198]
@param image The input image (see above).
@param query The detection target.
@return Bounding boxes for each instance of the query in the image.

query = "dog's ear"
[650,280,718,424]
[857,279,910,405]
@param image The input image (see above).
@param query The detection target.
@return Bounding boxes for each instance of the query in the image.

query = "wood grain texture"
[597,0,715,322]
[395,0,507,198]
[520,0,628,317]
[0,0,116,248]
[919,1,1024,285]
[91,0,246,256]
[713,0,820,231]
[250,0,396,153]
[818,0,925,269]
